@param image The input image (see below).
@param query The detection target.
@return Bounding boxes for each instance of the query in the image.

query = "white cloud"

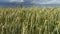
[32,0,57,4]
[52,0,60,4]
[10,0,24,2]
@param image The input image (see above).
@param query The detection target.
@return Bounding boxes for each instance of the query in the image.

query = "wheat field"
[0,7,60,34]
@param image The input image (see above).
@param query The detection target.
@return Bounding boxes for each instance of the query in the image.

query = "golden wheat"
[0,7,60,34]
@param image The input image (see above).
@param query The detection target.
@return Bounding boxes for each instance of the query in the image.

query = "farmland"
[0,7,60,34]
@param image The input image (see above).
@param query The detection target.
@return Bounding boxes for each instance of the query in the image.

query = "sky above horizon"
[0,0,60,4]
[32,0,60,4]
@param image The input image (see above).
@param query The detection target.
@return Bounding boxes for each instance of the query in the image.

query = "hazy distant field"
[0,7,60,34]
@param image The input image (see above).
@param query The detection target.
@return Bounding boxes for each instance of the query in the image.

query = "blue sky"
[0,0,60,4]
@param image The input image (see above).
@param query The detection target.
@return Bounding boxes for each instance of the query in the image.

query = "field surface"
[0,7,60,34]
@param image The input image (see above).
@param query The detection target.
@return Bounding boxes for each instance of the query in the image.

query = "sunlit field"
[0,7,60,34]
